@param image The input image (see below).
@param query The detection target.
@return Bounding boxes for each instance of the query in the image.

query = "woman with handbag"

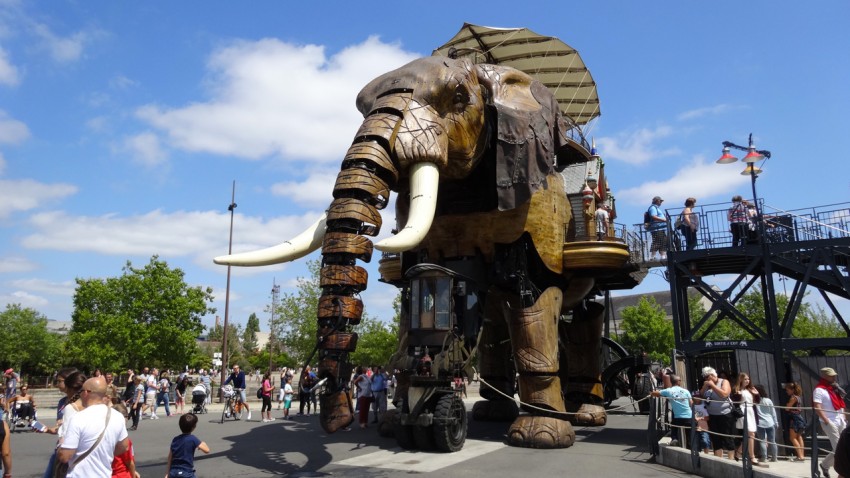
[700,367,737,459]
[733,373,769,467]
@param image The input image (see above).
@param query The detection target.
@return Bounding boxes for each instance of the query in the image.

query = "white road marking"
[334,439,506,472]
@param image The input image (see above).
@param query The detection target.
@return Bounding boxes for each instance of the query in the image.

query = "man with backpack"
[646,196,668,260]
[370,366,388,423]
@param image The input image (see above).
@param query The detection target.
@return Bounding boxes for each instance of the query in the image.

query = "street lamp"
[716,133,771,236]
[268,281,280,373]
[220,181,237,398]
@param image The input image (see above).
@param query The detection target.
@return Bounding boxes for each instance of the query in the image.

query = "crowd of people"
[652,365,849,477]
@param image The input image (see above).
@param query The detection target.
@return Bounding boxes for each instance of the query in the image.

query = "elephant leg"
[560,299,606,426]
[506,287,575,449]
[472,291,518,422]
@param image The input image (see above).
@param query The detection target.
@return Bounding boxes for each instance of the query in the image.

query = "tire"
[234,401,245,420]
[394,422,416,450]
[633,373,654,414]
[220,399,229,424]
[433,394,467,452]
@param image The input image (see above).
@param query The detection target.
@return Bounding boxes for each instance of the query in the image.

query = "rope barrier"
[476,376,652,417]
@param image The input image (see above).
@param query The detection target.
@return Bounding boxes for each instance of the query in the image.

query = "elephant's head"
[214,56,574,266]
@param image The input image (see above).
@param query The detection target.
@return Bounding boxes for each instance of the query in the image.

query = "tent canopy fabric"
[433,23,600,126]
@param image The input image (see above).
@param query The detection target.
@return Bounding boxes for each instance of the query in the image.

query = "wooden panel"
[320,265,368,290]
[321,332,358,352]
[317,295,363,323]
[326,198,382,236]
[354,112,399,146]
[333,168,390,210]
[322,232,373,263]
[343,141,398,184]
[419,174,570,274]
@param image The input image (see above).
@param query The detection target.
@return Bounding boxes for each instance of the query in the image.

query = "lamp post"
[268,281,280,373]
[716,133,771,239]
[220,181,237,398]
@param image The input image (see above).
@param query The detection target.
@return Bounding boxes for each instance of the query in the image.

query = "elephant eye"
[452,85,470,108]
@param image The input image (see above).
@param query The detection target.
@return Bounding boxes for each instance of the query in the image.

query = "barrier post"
[811,416,821,478]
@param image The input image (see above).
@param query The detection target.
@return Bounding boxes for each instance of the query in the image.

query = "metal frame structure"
[664,201,850,384]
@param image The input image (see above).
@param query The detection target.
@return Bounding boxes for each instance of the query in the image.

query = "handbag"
[54,407,113,478]
[674,213,683,229]
[727,397,745,419]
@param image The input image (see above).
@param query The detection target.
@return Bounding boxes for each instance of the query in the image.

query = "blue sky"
[1,1,848,332]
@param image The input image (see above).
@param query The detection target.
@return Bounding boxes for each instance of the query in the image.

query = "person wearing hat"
[814,367,847,478]
[3,369,19,405]
[647,196,668,260]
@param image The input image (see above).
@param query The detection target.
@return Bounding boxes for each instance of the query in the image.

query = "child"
[165,413,210,478]
[283,376,294,419]
[694,402,712,454]
[111,403,139,478]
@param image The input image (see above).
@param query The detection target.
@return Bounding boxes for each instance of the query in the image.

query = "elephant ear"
[476,64,570,212]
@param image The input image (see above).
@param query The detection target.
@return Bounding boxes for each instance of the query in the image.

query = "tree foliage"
[68,256,215,371]
[243,313,260,353]
[273,259,399,368]
[617,296,675,363]
[0,304,64,374]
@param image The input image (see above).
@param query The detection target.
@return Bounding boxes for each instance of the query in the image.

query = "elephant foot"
[319,390,355,433]
[564,401,607,426]
[472,399,519,422]
[507,415,575,449]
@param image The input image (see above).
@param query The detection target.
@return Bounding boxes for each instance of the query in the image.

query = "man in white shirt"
[814,367,847,478]
[58,376,129,478]
[145,368,160,419]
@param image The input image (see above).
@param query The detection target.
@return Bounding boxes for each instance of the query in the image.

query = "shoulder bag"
[55,407,113,478]
[727,396,745,419]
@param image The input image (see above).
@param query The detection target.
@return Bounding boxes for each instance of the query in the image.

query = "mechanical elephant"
[216,55,613,449]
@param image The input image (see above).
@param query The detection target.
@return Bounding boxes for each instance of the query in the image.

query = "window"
[410,276,453,330]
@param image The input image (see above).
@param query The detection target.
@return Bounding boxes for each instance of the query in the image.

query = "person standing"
[297,367,316,416]
[700,367,736,460]
[260,372,274,422]
[144,369,158,419]
[198,370,212,405]
[679,197,700,250]
[728,195,749,247]
[814,367,847,478]
[157,372,172,418]
[282,376,294,420]
[0,418,10,478]
[647,196,668,260]
[594,203,610,241]
[732,373,768,467]
[370,367,388,424]
[754,384,779,462]
[57,376,130,478]
[651,374,692,446]
[129,376,144,431]
[175,376,189,415]
[352,366,372,429]
[784,381,807,462]
[3,369,19,405]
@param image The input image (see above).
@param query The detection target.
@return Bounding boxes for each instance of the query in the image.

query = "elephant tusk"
[213,213,327,266]
[375,162,438,253]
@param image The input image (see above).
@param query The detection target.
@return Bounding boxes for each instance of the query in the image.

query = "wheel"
[433,394,467,452]
[220,399,230,423]
[633,373,654,414]
[394,422,416,450]
[234,401,245,420]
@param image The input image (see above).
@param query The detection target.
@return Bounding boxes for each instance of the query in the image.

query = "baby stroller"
[191,383,208,414]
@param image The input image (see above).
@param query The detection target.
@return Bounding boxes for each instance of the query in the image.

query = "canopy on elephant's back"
[433,23,601,127]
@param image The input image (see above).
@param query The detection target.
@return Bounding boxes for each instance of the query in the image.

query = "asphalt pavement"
[6,395,696,478]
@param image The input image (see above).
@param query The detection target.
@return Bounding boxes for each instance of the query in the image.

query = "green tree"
[207,321,244,365]
[68,256,215,371]
[243,313,260,353]
[0,304,64,374]
[275,260,322,365]
[617,296,675,363]
[350,314,398,367]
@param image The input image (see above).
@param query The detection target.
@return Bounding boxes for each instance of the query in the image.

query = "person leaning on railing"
[651,372,692,447]
[699,366,737,460]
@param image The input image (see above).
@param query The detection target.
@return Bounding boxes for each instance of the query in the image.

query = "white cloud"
[0,46,20,86]
[0,151,5,173]
[31,23,90,63]
[21,208,327,270]
[0,290,48,308]
[0,179,77,218]
[136,36,419,162]
[8,277,75,296]
[0,110,30,144]
[677,104,738,121]
[123,132,168,166]
[616,154,750,205]
[109,74,137,90]
[0,256,37,273]
[596,125,680,165]
[270,168,337,208]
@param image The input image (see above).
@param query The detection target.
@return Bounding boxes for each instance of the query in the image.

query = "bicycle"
[220,385,245,423]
